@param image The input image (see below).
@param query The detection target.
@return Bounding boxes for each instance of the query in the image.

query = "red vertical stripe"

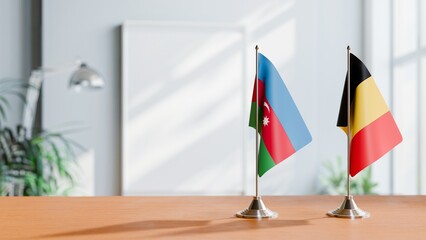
[251,78,265,104]
[261,99,295,164]
[350,111,403,176]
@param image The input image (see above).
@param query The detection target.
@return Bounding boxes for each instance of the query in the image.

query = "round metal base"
[236,197,278,219]
[327,195,370,219]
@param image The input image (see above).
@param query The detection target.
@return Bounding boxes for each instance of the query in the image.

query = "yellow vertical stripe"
[351,77,389,137]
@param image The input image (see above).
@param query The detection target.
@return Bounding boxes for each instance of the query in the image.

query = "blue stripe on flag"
[258,53,312,150]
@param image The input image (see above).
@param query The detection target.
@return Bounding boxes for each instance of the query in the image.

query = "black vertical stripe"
[337,53,372,127]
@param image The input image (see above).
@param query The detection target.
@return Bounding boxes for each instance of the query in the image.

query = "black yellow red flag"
[337,53,402,176]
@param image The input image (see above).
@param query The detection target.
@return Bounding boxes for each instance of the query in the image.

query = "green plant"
[319,156,378,195]
[0,125,83,196]
[0,78,81,196]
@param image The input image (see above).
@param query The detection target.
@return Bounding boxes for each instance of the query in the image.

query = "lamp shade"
[69,63,104,90]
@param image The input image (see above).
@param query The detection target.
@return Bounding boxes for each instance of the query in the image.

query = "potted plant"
[0,79,81,196]
[318,156,378,195]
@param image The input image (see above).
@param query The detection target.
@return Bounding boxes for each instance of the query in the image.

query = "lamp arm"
[21,72,43,137]
[34,59,82,76]
[21,60,82,136]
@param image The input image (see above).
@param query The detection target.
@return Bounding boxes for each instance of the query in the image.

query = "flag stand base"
[236,196,278,219]
[327,195,370,219]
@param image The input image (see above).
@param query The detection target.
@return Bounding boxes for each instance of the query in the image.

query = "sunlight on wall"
[172,31,244,79]
[393,62,419,194]
[257,19,295,68]
[366,0,426,195]
[122,0,346,196]
[389,0,425,194]
[393,0,418,58]
[240,0,294,31]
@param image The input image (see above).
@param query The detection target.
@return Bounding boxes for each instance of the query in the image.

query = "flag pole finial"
[346,46,351,198]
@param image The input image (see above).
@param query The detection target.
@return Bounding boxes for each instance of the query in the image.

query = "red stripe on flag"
[261,99,296,164]
[350,111,402,176]
[251,78,265,104]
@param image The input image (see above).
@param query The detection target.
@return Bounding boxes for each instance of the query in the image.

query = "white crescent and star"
[263,102,270,127]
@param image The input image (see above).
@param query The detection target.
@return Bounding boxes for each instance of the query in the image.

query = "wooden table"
[1,196,425,239]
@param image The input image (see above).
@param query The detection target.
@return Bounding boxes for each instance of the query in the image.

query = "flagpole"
[236,45,277,219]
[327,46,369,219]
[346,46,351,198]
[255,45,259,198]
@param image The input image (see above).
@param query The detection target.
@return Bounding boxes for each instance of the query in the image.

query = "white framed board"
[121,21,249,195]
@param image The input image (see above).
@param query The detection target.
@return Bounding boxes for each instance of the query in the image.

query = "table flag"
[337,53,402,176]
[249,53,311,176]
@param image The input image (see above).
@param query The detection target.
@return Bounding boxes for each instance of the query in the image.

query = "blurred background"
[0,0,424,196]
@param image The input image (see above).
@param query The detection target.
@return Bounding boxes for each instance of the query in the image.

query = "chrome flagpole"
[236,45,277,219]
[327,46,369,219]
[256,44,260,199]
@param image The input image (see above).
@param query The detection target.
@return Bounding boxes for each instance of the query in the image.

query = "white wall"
[0,0,32,127]
[315,0,365,191]
[42,0,363,195]
[366,0,426,195]
[364,0,393,194]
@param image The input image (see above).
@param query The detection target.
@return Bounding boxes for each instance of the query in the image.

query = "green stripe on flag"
[249,102,263,131]
[258,140,276,176]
